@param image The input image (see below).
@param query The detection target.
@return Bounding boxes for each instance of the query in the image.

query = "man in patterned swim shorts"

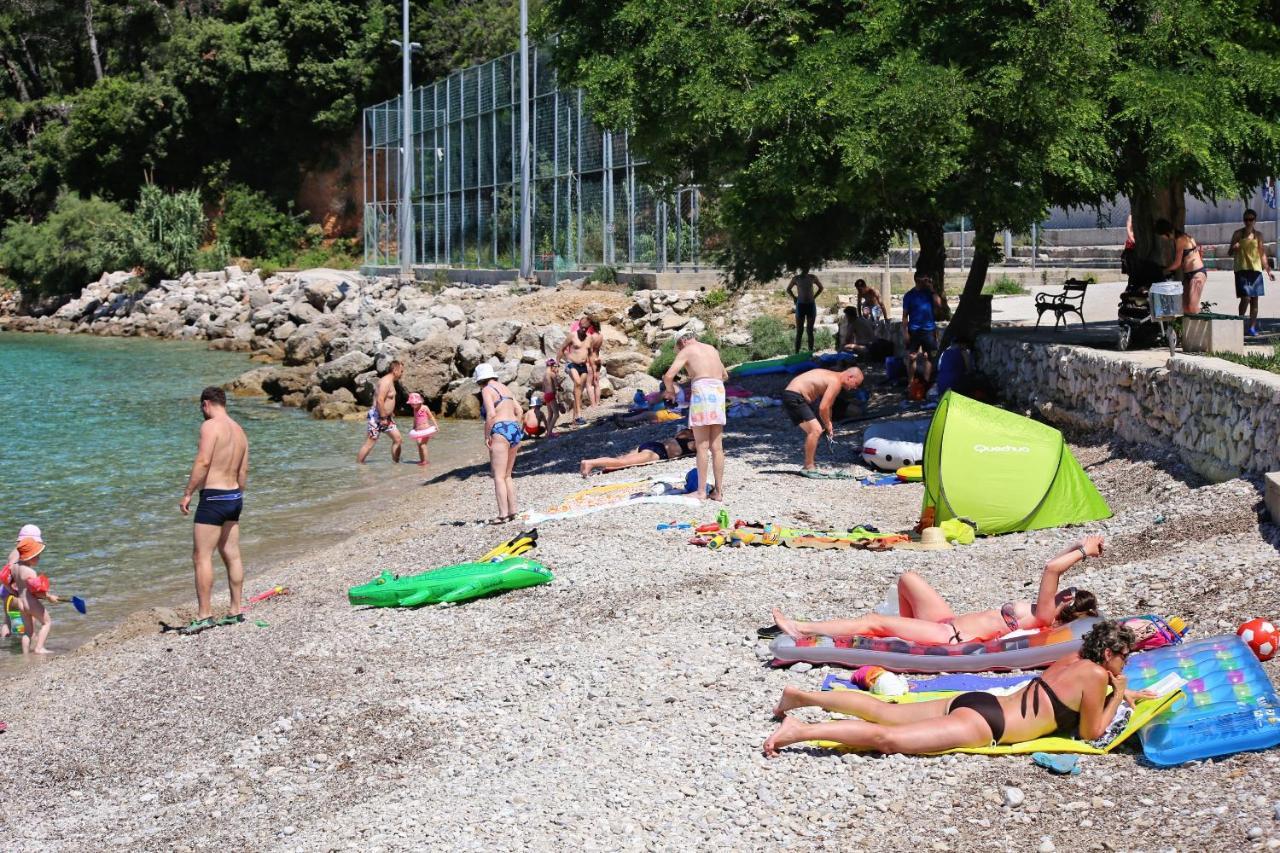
[357,360,404,464]
[662,331,728,501]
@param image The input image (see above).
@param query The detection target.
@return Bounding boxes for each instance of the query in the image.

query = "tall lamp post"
[395,0,419,276]
[518,0,532,279]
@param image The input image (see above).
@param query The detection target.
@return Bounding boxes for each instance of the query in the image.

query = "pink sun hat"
[17,524,42,544]
[406,393,424,406]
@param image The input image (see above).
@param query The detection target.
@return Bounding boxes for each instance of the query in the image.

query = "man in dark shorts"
[558,322,594,424]
[787,268,825,353]
[902,272,943,383]
[179,386,249,634]
[782,367,864,470]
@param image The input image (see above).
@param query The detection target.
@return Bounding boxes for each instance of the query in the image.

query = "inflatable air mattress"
[347,556,552,607]
[771,618,1102,673]
[1132,634,1280,766]
[860,418,930,472]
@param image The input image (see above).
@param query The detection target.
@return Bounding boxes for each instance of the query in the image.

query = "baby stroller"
[1117,257,1181,356]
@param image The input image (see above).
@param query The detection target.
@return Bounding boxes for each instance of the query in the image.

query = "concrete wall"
[974,334,1280,482]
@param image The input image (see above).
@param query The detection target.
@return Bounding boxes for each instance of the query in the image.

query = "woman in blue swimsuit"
[474,364,524,523]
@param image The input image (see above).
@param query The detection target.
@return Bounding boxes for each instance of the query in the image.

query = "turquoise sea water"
[0,332,475,658]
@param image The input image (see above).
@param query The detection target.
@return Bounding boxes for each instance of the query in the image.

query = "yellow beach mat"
[813,688,1183,755]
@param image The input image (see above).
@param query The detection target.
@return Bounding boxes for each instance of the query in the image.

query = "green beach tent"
[921,392,1111,535]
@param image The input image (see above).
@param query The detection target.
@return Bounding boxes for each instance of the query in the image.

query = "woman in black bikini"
[764,621,1154,756]
[772,537,1103,646]
[1156,218,1207,315]
[579,429,695,477]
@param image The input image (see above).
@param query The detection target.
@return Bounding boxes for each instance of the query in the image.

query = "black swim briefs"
[567,361,589,376]
[193,488,243,526]
[638,440,670,461]
[782,390,817,426]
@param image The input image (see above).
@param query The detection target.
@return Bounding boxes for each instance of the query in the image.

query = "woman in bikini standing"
[771,537,1103,645]
[1156,218,1207,315]
[474,364,523,524]
[764,620,1155,756]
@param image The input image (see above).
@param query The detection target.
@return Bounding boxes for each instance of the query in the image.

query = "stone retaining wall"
[975,334,1280,482]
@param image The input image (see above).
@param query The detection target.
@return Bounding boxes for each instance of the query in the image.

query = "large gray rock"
[430,303,466,328]
[261,366,315,400]
[444,379,482,419]
[283,323,337,365]
[603,350,650,377]
[296,268,358,308]
[223,366,275,397]
[315,350,375,392]
[288,301,322,326]
[454,338,485,376]
[270,320,297,342]
[399,334,459,403]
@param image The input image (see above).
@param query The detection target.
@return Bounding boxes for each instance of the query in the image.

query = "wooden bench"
[1034,278,1088,328]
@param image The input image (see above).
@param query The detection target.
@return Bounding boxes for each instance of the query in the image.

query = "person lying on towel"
[763,620,1155,756]
[579,429,696,477]
[771,537,1103,645]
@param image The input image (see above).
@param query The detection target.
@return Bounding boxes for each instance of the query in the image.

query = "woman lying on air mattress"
[764,620,1155,756]
[771,537,1104,646]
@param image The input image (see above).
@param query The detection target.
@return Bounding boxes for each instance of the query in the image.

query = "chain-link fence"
[363,47,708,273]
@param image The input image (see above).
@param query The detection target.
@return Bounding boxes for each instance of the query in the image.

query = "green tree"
[128,184,205,282]
[0,192,133,297]
[219,183,305,261]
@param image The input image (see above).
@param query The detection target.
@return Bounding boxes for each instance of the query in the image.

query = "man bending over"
[782,367,864,470]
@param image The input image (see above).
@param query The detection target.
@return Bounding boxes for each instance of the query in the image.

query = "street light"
[393,0,420,276]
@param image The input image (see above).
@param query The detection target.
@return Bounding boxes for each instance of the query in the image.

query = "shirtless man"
[558,324,593,425]
[587,323,604,407]
[854,278,884,321]
[539,359,562,437]
[357,360,404,463]
[1156,218,1207,315]
[663,331,729,500]
[787,268,825,353]
[782,367,864,470]
[178,386,249,634]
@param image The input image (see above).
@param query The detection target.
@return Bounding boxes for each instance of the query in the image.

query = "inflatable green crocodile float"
[347,556,552,607]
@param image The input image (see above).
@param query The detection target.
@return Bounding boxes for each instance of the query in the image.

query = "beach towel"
[810,688,1182,755]
[520,478,700,524]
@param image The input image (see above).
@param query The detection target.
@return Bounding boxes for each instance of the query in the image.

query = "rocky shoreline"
[1,268,821,421]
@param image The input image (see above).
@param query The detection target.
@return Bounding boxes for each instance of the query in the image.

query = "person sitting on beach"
[539,359,562,437]
[475,364,523,524]
[523,391,546,439]
[3,528,61,654]
[838,307,876,355]
[764,620,1153,757]
[357,361,404,464]
[579,428,696,477]
[782,367,864,471]
[558,324,593,425]
[663,331,729,501]
[407,392,438,466]
[771,537,1102,645]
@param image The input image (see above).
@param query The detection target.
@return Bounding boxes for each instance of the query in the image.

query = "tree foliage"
[0,193,132,296]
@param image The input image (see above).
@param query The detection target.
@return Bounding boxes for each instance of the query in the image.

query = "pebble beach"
[3,381,1279,852]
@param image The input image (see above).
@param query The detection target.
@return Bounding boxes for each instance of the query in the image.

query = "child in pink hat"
[3,526,59,654]
[406,392,439,466]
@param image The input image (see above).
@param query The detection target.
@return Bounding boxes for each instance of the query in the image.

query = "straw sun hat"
[895,526,953,551]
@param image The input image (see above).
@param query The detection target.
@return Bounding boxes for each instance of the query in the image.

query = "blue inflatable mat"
[821,672,1032,693]
[1130,635,1280,766]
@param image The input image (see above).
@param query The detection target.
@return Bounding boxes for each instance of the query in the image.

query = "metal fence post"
[518,0,531,278]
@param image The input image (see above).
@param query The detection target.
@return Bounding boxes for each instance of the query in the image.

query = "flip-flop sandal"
[757,624,784,639]
[1032,752,1081,775]
[215,614,245,627]
[178,617,216,636]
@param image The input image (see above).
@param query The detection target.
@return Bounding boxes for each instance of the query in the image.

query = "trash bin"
[1150,282,1184,320]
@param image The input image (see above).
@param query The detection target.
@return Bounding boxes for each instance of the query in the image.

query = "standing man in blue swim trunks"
[902,271,943,384]
[787,268,825,354]
[179,387,249,634]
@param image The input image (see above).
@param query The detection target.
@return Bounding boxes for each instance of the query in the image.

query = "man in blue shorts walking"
[902,272,943,384]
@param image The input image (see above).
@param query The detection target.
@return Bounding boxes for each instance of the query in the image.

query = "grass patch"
[703,287,729,308]
[983,276,1026,295]
[647,315,834,377]
[1213,342,1280,374]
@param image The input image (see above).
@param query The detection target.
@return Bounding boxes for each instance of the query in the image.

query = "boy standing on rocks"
[179,387,249,635]
[357,361,404,463]
[663,331,729,501]
[558,325,593,425]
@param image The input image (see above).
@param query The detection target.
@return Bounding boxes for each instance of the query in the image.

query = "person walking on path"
[558,323,593,425]
[1157,219,1207,315]
[662,331,729,501]
[178,386,249,635]
[787,269,825,353]
[357,361,404,463]
[902,272,942,383]
[1230,208,1274,335]
[475,364,523,524]
[782,368,864,470]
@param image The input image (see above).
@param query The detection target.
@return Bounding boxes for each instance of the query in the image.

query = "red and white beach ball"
[1237,618,1279,661]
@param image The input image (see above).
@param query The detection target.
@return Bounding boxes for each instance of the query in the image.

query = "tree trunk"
[1129,178,1184,276]
[0,50,31,101]
[912,217,950,319]
[16,35,45,98]
[941,219,997,345]
[85,0,104,81]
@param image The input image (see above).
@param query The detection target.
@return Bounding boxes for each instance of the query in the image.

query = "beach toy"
[409,426,438,440]
[895,464,922,482]
[475,529,538,563]
[860,418,929,472]
[716,509,730,529]
[1237,618,1278,661]
[5,595,24,636]
[28,574,49,596]
[1132,635,1280,766]
[772,614,1183,673]
[347,556,553,608]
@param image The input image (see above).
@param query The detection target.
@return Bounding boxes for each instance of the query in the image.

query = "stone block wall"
[975,336,1280,481]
